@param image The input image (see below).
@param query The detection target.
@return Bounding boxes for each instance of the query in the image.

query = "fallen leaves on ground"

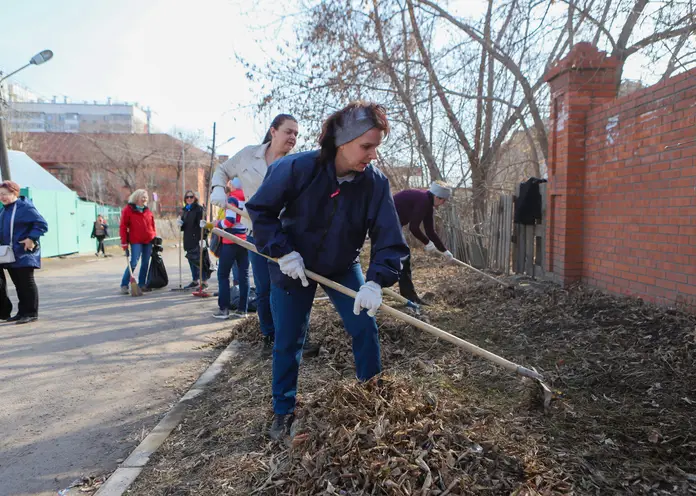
[127,254,696,495]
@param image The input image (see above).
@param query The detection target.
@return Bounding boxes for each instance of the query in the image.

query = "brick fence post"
[543,43,619,286]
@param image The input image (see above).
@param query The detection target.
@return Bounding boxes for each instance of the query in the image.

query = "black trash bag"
[147,244,169,289]
[185,245,214,281]
[229,285,258,313]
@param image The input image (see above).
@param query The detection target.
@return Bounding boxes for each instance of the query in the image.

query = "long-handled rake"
[212,227,555,408]
[449,256,513,290]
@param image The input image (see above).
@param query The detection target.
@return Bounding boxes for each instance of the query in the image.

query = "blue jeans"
[121,243,152,288]
[248,234,274,336]
[270,262,381,415]
[218,243,249,312]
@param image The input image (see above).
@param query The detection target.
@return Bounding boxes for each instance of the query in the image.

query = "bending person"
[209,114,298,354]
[393,181,453,304]
[246,102,408,441]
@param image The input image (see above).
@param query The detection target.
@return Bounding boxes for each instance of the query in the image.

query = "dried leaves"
[130,256,696,495]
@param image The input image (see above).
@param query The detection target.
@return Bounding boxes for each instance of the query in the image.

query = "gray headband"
[334,108,376,147]
[429,182,452,199]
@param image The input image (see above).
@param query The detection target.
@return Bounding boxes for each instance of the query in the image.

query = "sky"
[0,0,289,156]
[1,0,662,157]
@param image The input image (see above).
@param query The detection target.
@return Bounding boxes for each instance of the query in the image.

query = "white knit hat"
[429,181,452,199]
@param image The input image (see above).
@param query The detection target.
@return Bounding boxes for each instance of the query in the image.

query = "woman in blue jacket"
[0,181,48,324]
[246,102,409,440]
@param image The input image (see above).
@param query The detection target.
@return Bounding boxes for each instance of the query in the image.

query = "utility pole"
[0,113,9,181]
[206,122,216,221]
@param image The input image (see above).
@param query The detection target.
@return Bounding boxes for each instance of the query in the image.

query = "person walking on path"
[246,102,409,440]
[0,180,48,324]
[209,195,250,320]
[210,114,299,353]
[91,214,109,257]
[177,190,209,289]
[119,189,156,294]
[393,181,454,304]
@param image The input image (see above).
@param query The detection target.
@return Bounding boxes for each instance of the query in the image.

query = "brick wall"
[545,42,696,310]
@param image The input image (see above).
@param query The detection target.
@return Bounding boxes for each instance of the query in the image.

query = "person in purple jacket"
[393,181,453,304]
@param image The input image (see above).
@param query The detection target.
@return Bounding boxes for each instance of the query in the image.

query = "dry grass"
[128,253,696,495]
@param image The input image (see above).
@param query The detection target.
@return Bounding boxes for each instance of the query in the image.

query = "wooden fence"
[485,183,547,278]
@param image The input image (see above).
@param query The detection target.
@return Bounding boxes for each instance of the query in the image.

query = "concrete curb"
[94,340,242,496]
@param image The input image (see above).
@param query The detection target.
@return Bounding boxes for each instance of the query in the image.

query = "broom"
[125,246,143,297]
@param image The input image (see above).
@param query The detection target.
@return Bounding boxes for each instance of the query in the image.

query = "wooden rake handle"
[450,257,512,288]
[212,227,544,382]
[226,204,415,307]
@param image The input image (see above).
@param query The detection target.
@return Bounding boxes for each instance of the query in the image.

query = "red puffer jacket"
[120,204,156,245]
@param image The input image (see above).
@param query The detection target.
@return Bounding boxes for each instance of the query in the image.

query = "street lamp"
[0,49,55,180]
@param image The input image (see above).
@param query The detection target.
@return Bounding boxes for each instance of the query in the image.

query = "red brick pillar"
[543,43,619,285]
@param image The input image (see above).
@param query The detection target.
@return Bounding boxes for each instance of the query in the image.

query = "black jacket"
[91,222,109,238]
[514,177,547,225]
[180,202,205,252]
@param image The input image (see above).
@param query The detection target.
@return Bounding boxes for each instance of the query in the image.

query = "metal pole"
[179,142,185,289]
[207,122,216,222]
[0,64,30,86]
[0,115,10,181]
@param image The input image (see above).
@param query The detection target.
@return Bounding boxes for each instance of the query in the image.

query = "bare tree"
[238,0,696,247]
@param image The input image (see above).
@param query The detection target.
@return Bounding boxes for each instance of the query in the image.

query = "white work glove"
[442,250,454,261]
[278,251,309,287]
[176,218,184,227]
[199,219,207,228]
[353,281,382,317]
[210,186,227,208]
[424,241,436,253]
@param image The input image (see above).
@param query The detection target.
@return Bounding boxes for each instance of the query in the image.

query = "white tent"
[4,150,72,193]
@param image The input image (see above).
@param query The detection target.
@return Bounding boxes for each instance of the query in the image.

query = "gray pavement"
[0,246,232,495]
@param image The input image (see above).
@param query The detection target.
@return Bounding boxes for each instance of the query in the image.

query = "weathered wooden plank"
[501,196,508,271]
[515,223,524,273]
[525,224,535,276]
[495,195,503,270]
[535,183,547,278]
[492,198,499,270]
[504,195,513,274]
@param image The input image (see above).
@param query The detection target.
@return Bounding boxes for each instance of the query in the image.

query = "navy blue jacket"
[0,197,48,269]
[246,150,408,289]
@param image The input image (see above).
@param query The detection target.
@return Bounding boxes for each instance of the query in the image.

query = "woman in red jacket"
[119,189,156,294]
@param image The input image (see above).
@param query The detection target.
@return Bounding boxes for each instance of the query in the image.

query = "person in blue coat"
[0,180,48,324]
[246,101,409,440]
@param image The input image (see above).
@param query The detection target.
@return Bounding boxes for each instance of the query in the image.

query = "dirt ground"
[0,244,233,496]
[127,253,696,495]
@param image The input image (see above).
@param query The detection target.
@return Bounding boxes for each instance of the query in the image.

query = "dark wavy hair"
[317,101,389,166]
[262,114,298,144]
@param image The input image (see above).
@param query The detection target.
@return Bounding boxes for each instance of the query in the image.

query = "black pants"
[96,235,106,254]
[0,267,39,318]
[398,254,420,302]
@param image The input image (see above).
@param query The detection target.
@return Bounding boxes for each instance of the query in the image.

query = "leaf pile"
[255,376,527,495]
[128,254,696,495]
